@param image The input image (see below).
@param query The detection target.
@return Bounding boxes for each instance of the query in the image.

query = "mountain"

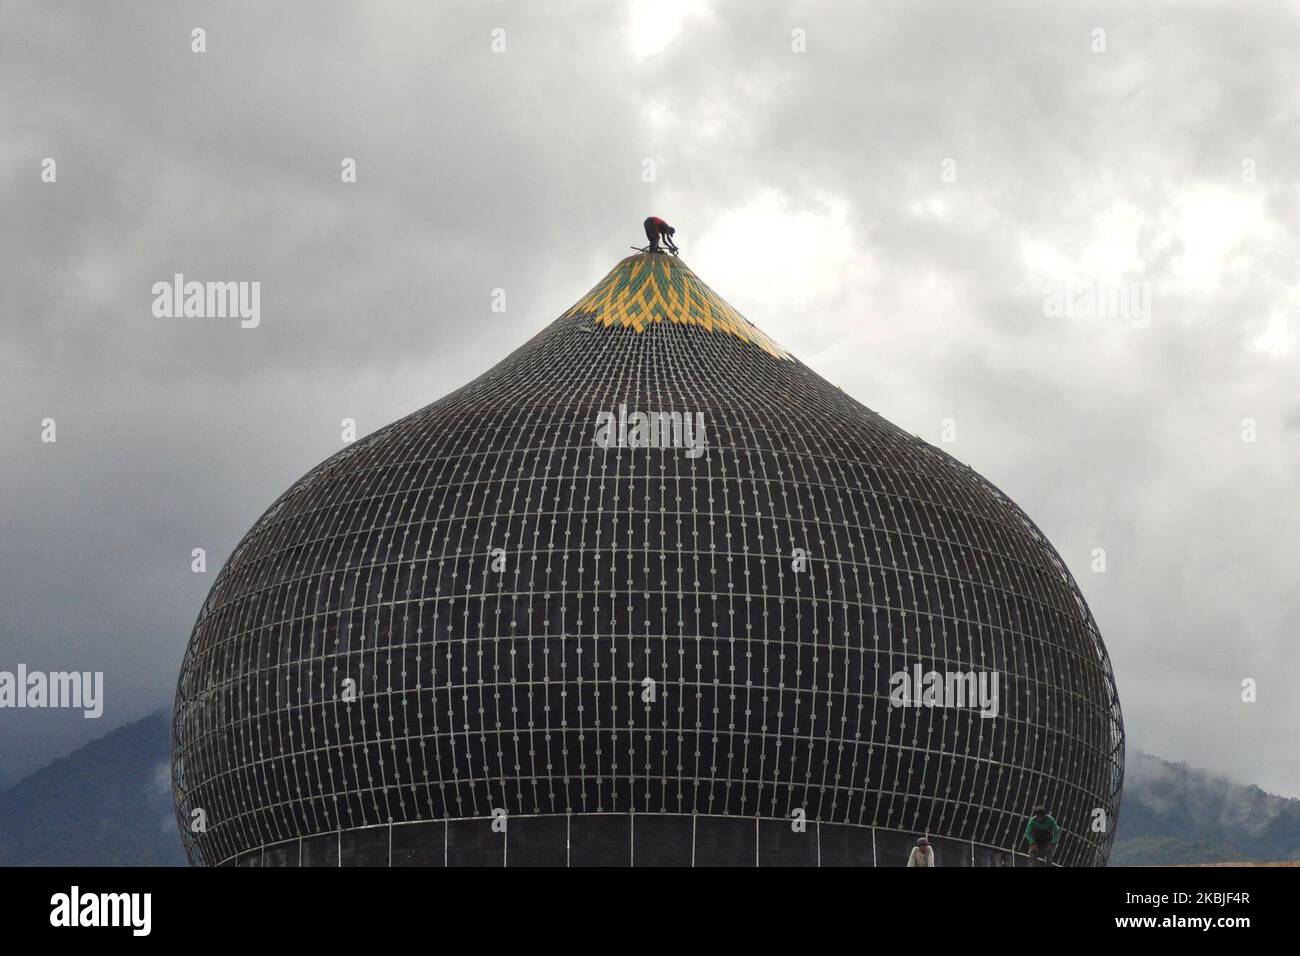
[0,708,185,866]
[1111,751,1300,865]
[1,711,1296,867]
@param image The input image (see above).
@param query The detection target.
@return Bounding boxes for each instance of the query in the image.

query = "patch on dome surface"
[562,253,793,360]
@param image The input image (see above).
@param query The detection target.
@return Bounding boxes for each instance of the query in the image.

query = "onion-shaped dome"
[173,251,1123,867]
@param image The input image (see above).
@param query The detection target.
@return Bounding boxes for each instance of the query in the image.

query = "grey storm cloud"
[1,0,1298,798]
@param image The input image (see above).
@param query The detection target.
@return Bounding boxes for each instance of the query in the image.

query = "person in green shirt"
[1024,806,1060,865]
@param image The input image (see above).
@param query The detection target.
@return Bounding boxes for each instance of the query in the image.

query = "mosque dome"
[172,250,1123,867]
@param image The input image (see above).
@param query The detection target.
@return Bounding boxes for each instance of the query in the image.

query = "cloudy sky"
[2,0,1298,800]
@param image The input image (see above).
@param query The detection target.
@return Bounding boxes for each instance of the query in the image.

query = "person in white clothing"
[906,837,935,867]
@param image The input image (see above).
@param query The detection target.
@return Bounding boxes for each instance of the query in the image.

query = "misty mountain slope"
[2,713,1297,867]
[0,708,185,866]
[1111,751,1300,865]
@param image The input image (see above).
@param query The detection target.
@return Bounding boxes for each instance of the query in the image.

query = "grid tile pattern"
[230,816,1030,868]
[172,253,1124,866]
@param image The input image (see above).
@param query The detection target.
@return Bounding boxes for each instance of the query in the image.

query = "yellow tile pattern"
[562,253,792,360]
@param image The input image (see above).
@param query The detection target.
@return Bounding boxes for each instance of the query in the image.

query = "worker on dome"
[644,215,678,254]
[1024,805,1061,865]
[906,836,935,867]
